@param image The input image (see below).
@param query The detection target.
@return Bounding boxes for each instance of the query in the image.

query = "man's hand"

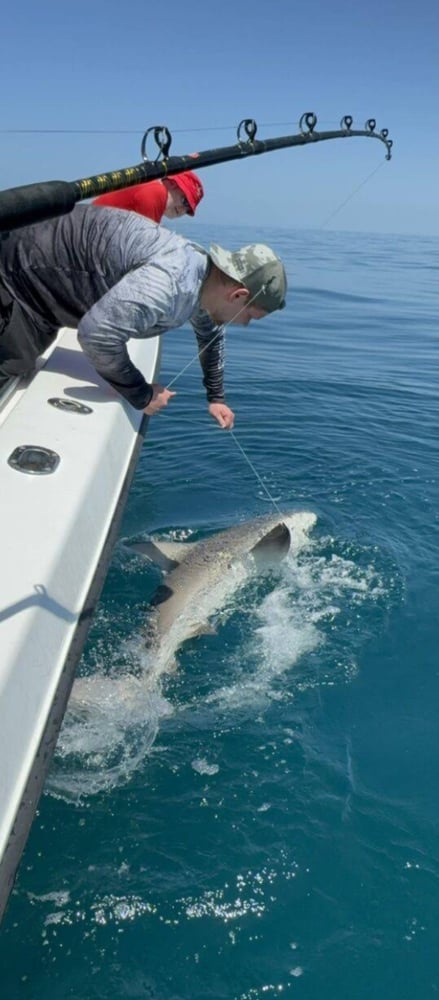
[208,402,235,429]
[144,383,177,415]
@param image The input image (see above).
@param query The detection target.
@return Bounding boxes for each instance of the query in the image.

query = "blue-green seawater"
[1,225,439,999]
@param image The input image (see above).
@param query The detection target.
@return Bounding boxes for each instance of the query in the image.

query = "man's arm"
[190,307,235,429]
[190,306,225,402]
[77,266,176,409]
[78,317,153,409]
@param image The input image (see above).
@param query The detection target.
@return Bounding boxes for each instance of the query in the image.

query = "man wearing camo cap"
[0,204,287,429]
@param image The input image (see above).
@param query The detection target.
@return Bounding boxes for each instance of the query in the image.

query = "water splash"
[49,532,398,800]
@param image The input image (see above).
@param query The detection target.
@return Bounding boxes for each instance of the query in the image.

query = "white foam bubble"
[48,643,174,801]
[191,758,220,776]
[202,535,389,713]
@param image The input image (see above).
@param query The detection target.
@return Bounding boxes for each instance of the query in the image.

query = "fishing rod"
[0,112,393,232]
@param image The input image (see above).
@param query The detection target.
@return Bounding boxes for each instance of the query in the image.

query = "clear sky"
[1,0,438,236]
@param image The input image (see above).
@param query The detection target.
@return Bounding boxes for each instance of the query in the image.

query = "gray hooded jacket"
[0,205,225,408]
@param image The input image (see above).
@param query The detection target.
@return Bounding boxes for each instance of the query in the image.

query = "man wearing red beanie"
[93,171,204,222]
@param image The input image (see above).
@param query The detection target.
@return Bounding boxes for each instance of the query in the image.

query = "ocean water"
[1,224,439,999]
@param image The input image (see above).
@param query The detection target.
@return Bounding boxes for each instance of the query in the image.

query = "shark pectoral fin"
[127,539,197,572]
[166,655,178,674]
[155,541,198,563]
[250,522,291,566]
[188,622,217,639]
[127,540,179,571]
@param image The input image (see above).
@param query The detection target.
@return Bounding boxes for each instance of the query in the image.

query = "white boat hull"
[0,327,160,920]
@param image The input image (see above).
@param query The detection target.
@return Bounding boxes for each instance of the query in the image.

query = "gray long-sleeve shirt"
[0,205,225,408]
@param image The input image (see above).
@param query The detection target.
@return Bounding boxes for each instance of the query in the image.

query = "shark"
[130,509,317,671]
[67,509,316,720]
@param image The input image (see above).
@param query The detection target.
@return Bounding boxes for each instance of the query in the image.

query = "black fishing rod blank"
[0,113,393,232]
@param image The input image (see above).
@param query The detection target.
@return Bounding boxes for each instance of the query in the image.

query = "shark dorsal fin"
[128,539,197,572]
[249,522,291,566]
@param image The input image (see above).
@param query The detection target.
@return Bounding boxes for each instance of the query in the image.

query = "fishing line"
[226,159,385,507]
[229,431,284,514]
[163,155,387,514]
[164,290,287,511]
[229,159,386,506]
[0,119,345,136]
[165,285,263,390]
[318,159,385,228]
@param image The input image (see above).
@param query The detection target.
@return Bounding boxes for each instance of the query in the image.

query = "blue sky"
[1,0,438,235]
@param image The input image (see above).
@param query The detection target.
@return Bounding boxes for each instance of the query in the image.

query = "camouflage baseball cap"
[209,243,287,312]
